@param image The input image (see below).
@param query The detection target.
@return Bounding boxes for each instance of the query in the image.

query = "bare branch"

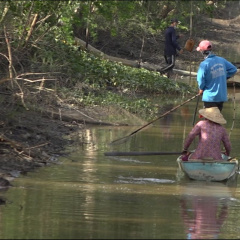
[25,13,38,44]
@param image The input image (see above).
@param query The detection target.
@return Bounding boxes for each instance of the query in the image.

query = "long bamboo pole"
[104,151,182,156]
[109,93,200,145]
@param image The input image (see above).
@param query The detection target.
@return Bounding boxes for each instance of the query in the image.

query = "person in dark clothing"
[160,18,183,78]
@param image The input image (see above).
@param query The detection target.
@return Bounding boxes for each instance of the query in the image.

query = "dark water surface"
[1,89,240,239]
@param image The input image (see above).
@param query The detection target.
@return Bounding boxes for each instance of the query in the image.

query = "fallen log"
[74,37,198,77]
[74,37,140,68]
[173,69,197,76]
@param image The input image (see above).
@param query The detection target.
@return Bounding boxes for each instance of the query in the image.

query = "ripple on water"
[110,156,151,164]
[115,176,175,184]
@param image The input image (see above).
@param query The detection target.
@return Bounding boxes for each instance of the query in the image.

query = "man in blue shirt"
[196,40,237,111]
[160,18,183,78]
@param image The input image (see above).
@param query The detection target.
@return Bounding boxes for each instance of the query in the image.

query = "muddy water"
[0,89,240,239]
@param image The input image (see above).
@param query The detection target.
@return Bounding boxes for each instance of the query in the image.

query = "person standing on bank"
[160,18,184,78]
[196,40,237,111]
[182,107,231,161]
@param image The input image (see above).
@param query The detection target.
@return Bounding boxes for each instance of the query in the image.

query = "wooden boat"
[227,69,240,87]
[177,154,239,182]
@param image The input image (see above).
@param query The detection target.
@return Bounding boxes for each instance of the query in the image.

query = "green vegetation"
[28,37,195,119]
[0,0,226,119]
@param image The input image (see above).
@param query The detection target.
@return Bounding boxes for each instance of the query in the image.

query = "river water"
[0,88,240,239]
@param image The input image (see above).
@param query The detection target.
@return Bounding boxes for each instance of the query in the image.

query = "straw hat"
[199,107,227,124]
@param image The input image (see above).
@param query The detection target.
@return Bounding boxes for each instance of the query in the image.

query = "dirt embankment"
[0,94,137,188]
[0,106,82,186]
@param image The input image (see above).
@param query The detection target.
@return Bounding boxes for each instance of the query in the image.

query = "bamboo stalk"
[110,93,200,145]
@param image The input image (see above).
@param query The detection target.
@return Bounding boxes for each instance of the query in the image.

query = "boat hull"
[177,156,239,182]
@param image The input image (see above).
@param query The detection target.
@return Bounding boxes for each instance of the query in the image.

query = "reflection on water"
[0,92,240,238]
[179,181,236,239]
[159,104,175,139]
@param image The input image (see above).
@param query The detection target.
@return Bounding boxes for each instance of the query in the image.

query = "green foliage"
[65,48,194,94]
[48,43,195,119]
[0,0,227,117]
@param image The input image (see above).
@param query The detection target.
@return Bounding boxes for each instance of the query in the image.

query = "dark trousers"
[159,55,176,78]
[204,102,224,112]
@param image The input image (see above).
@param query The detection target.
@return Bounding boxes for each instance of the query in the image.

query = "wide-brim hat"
[199,107,227,124]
